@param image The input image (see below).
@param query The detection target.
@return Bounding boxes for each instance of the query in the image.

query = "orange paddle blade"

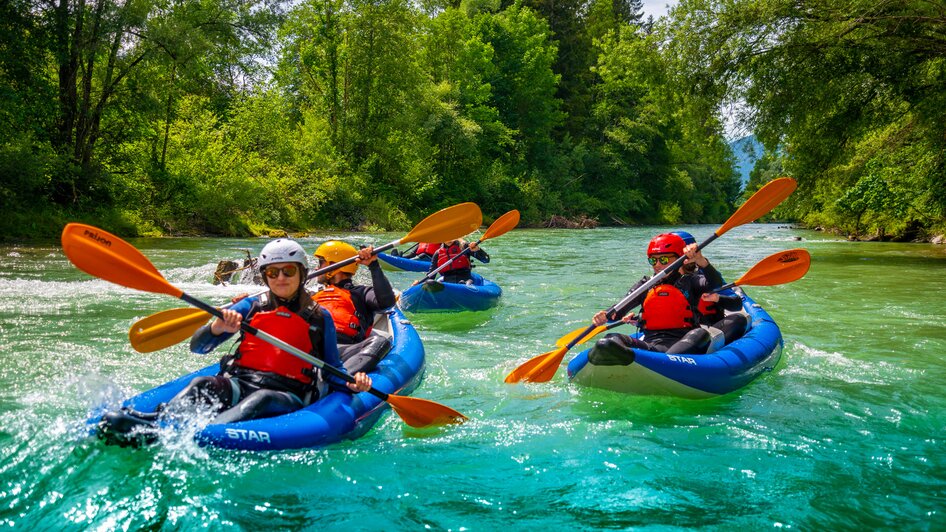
[505,346,568,383]
[61,224,182,297]
[129,307,211,353]
[555,324,609,347]
[386,394,468,428]
[482,210,520,240]
[735,248,811,287]
[716,177,797,236]
[401,203,483,245]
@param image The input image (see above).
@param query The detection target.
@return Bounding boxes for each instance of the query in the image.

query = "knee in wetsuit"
[211,389,303,425]
[167,375,236,412]
[714,313,749,344]
[666,328,712,355]
[588,334,644,366]
[339,335,392,374]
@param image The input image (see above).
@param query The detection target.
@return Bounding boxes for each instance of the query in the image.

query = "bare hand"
[622,313,638,324]
[592,310,608,327]
[701,292,720,303]
[347,372,372,392]
[683,243,709,268]
[356,245,377,266]
[469,242,480,252]
[231,293,249,304]
[211,309,242,335]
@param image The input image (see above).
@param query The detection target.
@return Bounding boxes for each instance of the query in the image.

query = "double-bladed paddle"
[128,202,483,353]
[414,210,520,287]
[62,223,468,428]
[504,177,798,384]
[552,247,812,348]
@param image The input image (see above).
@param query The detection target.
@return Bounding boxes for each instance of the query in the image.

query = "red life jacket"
[697,298,721,323]
[313,285,369,340]
[416,242,440,256]
[435,243,470,272]
[640,284,695,330]
[235,300,319,384]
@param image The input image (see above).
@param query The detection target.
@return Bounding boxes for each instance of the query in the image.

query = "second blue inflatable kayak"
[398,272,501,313]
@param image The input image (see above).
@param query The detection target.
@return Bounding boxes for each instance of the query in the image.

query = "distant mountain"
[729,135,764,188]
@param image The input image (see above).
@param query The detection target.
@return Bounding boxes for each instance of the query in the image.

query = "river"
[0,224,943,529]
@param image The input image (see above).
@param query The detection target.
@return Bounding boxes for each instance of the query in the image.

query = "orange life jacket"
[313,285,369,340]
[435,242,471,272]
[234,301,319,384]
[640,284,695,330]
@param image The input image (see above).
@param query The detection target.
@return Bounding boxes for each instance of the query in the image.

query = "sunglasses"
[263,265,299,279]
[647,255,676,266]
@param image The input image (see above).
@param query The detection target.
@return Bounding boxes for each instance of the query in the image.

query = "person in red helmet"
[588,233,747,361]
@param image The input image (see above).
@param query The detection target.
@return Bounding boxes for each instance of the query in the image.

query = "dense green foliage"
[667,0,946,239]
[0,0,739,237]
[4,0,940,239]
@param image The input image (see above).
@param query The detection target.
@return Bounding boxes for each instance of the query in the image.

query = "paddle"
[552,247,812,348]
[63,223,468,428]
[504,177,798,384]
[393,242,420,257]
[414,210,520,285]
[128,202,483,353]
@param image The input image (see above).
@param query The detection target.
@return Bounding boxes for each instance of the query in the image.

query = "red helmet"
[647,233,686,257]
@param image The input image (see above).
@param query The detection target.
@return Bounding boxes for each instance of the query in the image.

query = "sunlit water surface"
[1,225,944,529]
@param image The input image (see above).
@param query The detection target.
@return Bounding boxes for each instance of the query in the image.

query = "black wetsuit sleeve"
[611,276,650,319]
[426,250,440,274]
[701,263,725,289]
[367,261,396,309]
[469,246,490,264]
[716,294,744,312]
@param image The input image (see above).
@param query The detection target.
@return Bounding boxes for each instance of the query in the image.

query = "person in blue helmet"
[588,232,747,363]
[98,239,372,446]
[670,230,746,327]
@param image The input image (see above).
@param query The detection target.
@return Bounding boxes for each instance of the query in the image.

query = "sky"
[640,0,677,20]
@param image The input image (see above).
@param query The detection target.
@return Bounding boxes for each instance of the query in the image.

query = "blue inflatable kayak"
[399,272,501,313]
[91,308,425,451]
[378,253,431,272]
[566,288,782,398]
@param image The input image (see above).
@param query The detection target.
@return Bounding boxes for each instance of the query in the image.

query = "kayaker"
[670,230,744,326]
[313,241,396,372]
[420,239,490,285]
[98,239,372,446]
[588,233,748,360]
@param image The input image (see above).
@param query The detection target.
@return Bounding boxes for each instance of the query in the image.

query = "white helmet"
[258,239,309,269]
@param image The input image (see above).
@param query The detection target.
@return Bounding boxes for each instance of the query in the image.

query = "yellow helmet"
[314,240,359,274]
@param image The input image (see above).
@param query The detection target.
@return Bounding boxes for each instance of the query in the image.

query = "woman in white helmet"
[98,239,371,445]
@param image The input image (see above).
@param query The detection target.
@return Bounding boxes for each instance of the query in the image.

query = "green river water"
[0,224,944,530]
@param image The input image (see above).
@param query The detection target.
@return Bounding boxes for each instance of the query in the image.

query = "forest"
[1,0,942,241]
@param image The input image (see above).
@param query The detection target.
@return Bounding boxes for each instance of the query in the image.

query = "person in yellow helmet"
[313,241,397,373]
